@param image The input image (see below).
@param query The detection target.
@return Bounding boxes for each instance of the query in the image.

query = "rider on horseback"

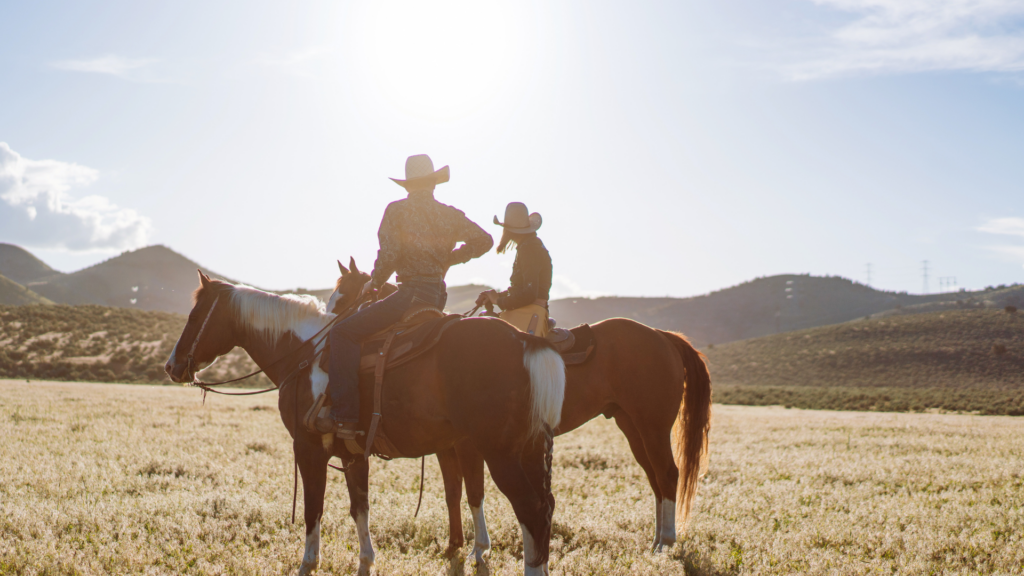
[477,202,552,337]
[318,155,493,439]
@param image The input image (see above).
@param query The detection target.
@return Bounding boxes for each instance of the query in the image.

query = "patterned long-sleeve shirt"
[370,191,494,288]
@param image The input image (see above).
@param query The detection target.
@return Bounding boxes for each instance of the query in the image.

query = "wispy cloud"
[258,48,330,78]
[787,0,1024,79]
[50,55,159,81]
[978,216,1024,266]
[979,216,1024,237]
[0,142,151,251]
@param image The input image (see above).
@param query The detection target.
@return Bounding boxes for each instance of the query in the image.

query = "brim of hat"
[390,165,450,189]
[493,212,542,234]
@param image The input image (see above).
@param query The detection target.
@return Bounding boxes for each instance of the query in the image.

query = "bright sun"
[351,1,531,122]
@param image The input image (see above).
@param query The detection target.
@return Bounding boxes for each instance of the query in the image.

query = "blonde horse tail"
[522,337,566,438]
[659,330,712,531]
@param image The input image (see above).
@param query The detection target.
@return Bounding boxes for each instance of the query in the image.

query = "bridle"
[183,295,220,383]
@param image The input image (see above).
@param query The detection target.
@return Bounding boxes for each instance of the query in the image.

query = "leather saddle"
[554,323,595,365]
[309,305,462,459]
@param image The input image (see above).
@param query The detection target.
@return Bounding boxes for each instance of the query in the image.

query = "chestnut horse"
[165,271,566,576]
[328,260,712,562]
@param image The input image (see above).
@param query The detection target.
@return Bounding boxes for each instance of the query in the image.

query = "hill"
[549,275,1024,347]
[25,245,238,314]
[0,243,62,284]
[0,304,270,387]
[704,308,1024,415]
[0,274,54,306]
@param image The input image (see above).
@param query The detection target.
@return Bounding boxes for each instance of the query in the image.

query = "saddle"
[554,323,596,366]
[306,305,462,459]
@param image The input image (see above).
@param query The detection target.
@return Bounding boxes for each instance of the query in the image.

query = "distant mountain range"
[2,242,1021,345]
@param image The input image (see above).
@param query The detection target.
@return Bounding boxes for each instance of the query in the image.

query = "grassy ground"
[2,380,1023,575]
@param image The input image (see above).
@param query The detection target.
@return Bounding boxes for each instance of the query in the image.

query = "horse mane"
[230,285,327,339]
[193,280,327,339]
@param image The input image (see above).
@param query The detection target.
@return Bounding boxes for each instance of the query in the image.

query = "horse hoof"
[357,557,373,576]
[445,543,466,560]
[472,544,490,566]
[524,563,548,576]
[298,560,318,576]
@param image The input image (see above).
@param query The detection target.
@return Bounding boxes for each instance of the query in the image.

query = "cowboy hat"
[390,154,450,190]
[494,202,542,234]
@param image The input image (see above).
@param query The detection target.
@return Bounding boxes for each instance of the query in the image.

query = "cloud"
[978,216,1024,264]
[978,216,1024,237]
[788,0,1024,79]
[0,142,151,251]
[550,274,608,300]
[50,55,158,81]
[258,48,330,78]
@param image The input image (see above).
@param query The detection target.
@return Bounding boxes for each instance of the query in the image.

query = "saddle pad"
[317,314,462,375]
[561,323,596,366]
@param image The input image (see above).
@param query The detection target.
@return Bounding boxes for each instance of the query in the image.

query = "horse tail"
[658,330,712,530]
[521,336,566,438]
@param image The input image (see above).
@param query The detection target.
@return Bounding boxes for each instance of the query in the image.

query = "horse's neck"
[238,331,304,386]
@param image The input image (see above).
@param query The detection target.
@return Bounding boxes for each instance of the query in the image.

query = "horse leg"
[519,426,555,576]
[612,412,665,552]
[455,438,490,565]
[436,447,465,558]
[295,440,329,576]
[636,424,681,552]
[482,436,554,576]
[344,457,375,576]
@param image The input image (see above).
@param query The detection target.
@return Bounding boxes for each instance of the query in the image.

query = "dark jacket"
[496,236,552,311]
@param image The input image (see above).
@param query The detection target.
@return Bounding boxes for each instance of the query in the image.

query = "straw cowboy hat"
[494,202,542,234]
[390,154,450,190]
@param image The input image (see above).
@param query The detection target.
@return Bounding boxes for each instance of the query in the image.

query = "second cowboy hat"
[494,202,542,234]
[390,154,450,190]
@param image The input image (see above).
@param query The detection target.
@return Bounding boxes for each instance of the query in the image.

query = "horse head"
[165,270,239,383]
[326,256,371,315]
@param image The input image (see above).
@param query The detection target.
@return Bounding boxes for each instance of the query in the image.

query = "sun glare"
[352,1,530,122]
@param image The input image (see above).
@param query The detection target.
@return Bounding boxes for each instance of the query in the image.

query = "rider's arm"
[449,211,494,267]
[370,204,399,288]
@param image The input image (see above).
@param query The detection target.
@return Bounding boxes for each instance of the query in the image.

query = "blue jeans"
[328,280,447,423]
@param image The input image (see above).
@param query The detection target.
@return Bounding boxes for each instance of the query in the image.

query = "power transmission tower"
[922,260,929,294]
[866,263,872,286]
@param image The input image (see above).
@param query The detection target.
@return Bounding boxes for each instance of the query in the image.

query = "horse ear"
[349,257,360,275]
[337,259,348,276]
[198,269,211,288]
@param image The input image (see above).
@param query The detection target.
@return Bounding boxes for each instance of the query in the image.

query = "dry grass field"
[1,379,1023,575]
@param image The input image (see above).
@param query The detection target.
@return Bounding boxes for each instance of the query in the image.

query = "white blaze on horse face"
[520,522,548,576]
[326,291,344,315]
[166,339,179,373]
[299,519,321,573]
[470,499,491,564]
[356,510,375,576]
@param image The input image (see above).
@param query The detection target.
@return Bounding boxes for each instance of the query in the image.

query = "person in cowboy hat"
[318,154,493,439]
[477,202,552,337]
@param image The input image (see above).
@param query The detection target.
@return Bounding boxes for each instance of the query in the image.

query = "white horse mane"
[228,284,329,339]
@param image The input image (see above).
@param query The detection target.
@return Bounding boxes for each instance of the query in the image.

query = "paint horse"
[329,260,712,562]
[165,270,566,576]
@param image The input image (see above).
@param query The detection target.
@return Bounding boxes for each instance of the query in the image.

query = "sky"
[1,0,1023,298]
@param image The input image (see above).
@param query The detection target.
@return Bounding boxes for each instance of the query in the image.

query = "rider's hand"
[475,291,489,307]
[481,290,499,306]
